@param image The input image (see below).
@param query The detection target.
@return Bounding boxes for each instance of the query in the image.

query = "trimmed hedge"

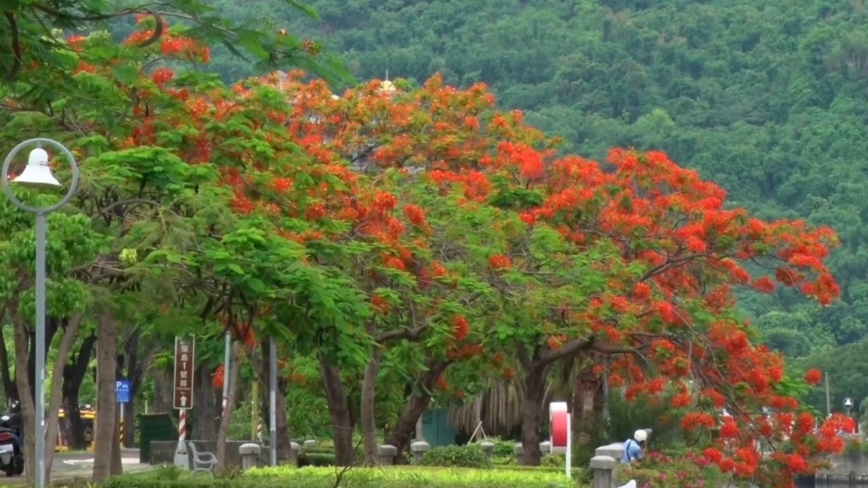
[419,444,492,468]
[300,451,337,466]
[102,465,585,487]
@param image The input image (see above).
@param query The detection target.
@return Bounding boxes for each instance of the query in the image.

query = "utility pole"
[825,372,831,418]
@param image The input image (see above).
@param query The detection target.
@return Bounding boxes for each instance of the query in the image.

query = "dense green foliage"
[201,0,868,365]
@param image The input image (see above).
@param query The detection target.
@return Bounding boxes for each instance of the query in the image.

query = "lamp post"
[845,397,854,419]
[1,138,80,488]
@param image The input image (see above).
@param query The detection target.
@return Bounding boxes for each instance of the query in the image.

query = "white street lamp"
[13,149,63,189]
[845,397,854,418]
[1,138,80,488]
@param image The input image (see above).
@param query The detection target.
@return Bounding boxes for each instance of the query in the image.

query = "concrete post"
[239,443,261,471]
[480,441,495,462]
[290,442,301,466]
[590,455,618,488]
[595,443,624,460]
[378,444,398,465]
[410,441,430,465]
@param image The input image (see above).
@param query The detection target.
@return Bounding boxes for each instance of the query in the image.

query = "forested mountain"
[203,0,868,361]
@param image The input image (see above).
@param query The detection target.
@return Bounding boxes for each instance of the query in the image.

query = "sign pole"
[222,332,231,416]
[269,339,277,466]
[251,380,259,441]
[565,411,571,478]
[119,403,125,446]
[174,409,188,468]
[172,337,195,470]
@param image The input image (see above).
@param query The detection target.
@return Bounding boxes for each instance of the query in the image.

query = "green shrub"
[300,452,337,466]
[419,443,492,468]
[103,465,583,487]
[302,446,335,455]
[480,437,518,465]
[541,453,565,468]
[487,437,518,457]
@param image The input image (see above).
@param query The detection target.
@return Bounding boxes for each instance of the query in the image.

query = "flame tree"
[261,74,852,482]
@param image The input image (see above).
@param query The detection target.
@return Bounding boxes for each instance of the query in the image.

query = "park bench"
[186,441,218,475]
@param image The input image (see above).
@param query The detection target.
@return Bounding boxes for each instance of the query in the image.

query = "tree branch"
[376,324,428,343]
[97,198,162,217]
[3,11,21,81]
[538,336,595,365]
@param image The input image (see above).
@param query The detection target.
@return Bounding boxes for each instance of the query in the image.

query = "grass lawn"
[98,465,590,487]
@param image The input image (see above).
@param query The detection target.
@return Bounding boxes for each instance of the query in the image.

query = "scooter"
[0,415,23,476]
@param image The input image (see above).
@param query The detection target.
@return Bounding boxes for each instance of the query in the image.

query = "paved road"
[2,448,150,486]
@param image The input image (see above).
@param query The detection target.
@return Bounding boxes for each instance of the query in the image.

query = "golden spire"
[379,70,396,93]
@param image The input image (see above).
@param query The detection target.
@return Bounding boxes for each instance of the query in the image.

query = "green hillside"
[206,0,868,359]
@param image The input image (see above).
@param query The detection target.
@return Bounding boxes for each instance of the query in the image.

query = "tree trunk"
[43,314,84,480]
[271,376,292,462]
[361,347,382,465]
[24,319,59,401]
[520,365,547,466]
[570,355,605,447]
[192,363,218,442]
[513,338,598,466]
[153,367,173,413]
[216,341,241,473]
[12,314,36,485]
[385,359,451,464]
[92,311,118,483]
[110,402,123,476]
[0,320,19,408]
[118,331,135,449]
[245,338,292,461]
[319,353,354,466]
[122,399,134,449]
[121,333,156,448]
[62,334,96,450]
[9,309,61,484]
[570,362,586,438]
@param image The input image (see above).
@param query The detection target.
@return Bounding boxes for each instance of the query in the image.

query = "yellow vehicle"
[55,406,95,452]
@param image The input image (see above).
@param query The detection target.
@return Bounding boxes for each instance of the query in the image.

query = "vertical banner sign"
[173,337,196,409]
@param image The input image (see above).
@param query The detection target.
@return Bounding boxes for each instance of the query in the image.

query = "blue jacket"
[621,439,643,463]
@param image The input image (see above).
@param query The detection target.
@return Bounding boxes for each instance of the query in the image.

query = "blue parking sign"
[116,380,131,403]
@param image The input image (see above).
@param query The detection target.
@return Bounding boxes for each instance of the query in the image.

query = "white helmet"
[634,429,648,442]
